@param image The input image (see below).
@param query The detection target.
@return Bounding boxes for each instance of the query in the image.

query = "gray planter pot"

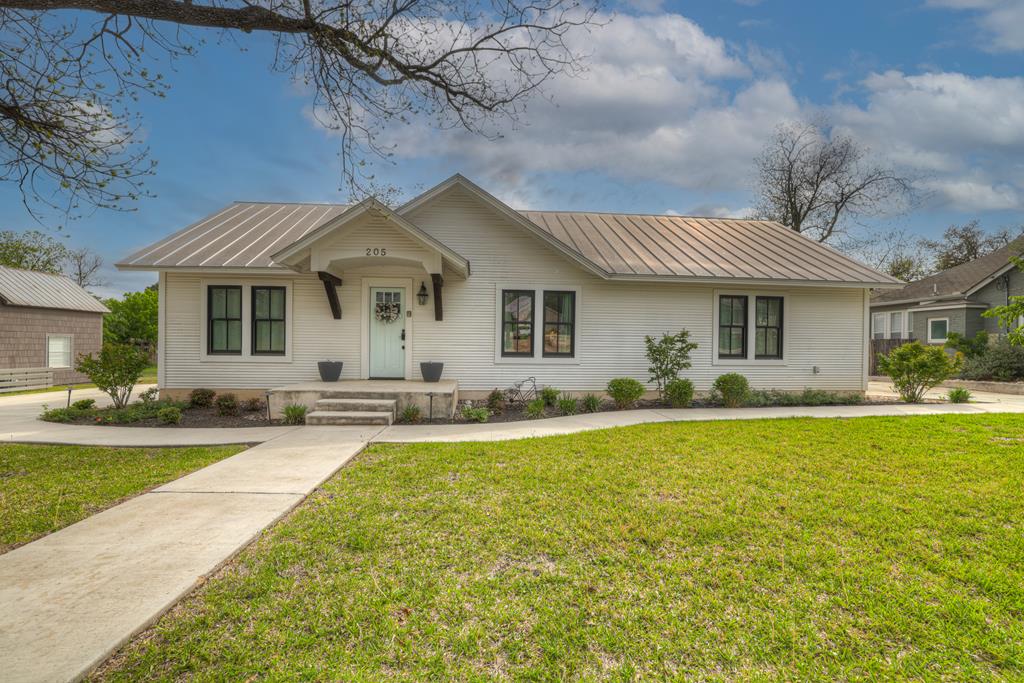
[317,361,343,382]
[420,362,444,382]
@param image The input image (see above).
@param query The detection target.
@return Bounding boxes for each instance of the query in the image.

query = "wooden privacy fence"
[869,338,909,376]
[0,367,54,393]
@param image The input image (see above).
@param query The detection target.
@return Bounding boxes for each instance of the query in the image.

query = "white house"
[118,175,900,419]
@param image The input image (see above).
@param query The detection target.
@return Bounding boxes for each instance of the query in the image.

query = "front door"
[369,287,406,378]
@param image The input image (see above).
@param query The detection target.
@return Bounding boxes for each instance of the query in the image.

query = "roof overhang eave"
[604,273,904,289]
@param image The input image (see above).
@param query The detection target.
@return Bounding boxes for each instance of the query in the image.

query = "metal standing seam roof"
[0,265,108,313]
[117,197,901,287]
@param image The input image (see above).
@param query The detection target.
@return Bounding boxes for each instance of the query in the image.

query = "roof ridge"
[519,208,771,221]
[232,200,350,206]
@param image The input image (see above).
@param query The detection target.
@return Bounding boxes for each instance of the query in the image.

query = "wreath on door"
[375,301,401,323]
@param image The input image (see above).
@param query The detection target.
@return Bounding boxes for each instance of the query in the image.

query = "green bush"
[461,405,489,423]
[75,343,150,409]
[42,398,187,425]
[189,388,216,408]
[157,406,182,425]
[138,387,160,404]
[581,393,602,413]
[282,404,307,425]
[557,394,579,415]
[242,397,265,412]
[539,386,560,407]
[215,393,239,416]
[664,378,694,408]
[877,341,961,403]
[744,389,865,407]
[486,389,507,415]
[71,398,95,410]
[525,398,546,419]
[945,331,989,360]
[41,406,85,423]
[959,339,1024,381]
[400,405,422,424]
[606,377,645,409]
[645,330,698,398]
[712,373,750,408]
[948,387,972,403]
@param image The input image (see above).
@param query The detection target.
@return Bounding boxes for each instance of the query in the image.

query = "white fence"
[0,367,54,393]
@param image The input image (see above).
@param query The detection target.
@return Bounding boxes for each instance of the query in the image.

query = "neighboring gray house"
[870,235,1024,344]
[0,265,108,386]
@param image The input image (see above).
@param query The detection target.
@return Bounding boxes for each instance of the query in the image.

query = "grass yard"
[0,443,245,552]
[95,415,1024,681]
[0,364,157,397]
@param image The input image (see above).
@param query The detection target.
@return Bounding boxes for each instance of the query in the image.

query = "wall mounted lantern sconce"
[417,281,429,305]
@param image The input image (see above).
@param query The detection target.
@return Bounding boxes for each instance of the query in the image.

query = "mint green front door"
[369,287,406,378]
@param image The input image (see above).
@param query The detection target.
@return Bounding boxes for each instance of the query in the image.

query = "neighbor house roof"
[117,175,901,287]
[871,234,1024,305]
[0,265,108,313]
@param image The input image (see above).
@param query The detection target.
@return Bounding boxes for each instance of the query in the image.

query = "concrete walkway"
[0,425,382,683]
[0,386,296,446]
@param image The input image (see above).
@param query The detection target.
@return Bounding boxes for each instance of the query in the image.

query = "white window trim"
[359,277,414,380]
[927,317,950,344]
[46,334,73,369]
[712,289,788,366]
[871,312,887,340]
[199,279,294,363]
[889,311,904,340]
[493,283,582,365]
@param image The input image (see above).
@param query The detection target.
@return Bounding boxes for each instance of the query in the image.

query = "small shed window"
[928,318,949,343]
[47,335,72,368]
[718,295,747,359]
[501,290,535,357]
[252,286,286,355]
[208,285,242,354]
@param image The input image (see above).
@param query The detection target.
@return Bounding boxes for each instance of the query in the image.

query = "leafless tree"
[845,227,930,282]
[919,220,1019,271]
[752,118,912,243]
[0,0,599,221]
[64,245,105,287]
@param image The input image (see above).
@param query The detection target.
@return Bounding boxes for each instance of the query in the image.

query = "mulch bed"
[74,407,280,428]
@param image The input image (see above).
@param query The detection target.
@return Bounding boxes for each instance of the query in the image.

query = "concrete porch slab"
[269,379,458,420]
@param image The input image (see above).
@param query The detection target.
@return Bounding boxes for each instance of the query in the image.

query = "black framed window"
[543,291,575,357]
[755,296,783,359]
[208,285,242,354]
[501,289,534,356]
[718,295,747,359]
[252,286,286,355]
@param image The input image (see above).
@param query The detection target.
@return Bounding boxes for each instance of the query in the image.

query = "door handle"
[401,329,406,341]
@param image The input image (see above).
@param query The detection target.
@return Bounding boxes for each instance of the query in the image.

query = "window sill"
[712,358,787,367]
[200,354,292,363]
[494,356,581,366]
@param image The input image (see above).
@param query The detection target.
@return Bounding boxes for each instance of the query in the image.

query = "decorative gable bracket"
[317,271,343,319]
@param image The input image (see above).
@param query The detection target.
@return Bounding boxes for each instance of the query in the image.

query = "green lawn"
[94,415,1024,681]
[0,364,157,397]
[0,443,245,552]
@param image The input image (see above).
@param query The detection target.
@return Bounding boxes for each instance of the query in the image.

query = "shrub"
[525,398,546,419]
[75,343,150,409]
[461,405,490,423]
[241,397,265,413]
[400,404,422,424]
[138,387,159,404]
[959,339,1024,381]
[664,378,694,408]
[41,407,81,423]
[945,331,989,360]
[948,387,972,403]
[71,398,95,410]
[581,393,602,413]
[557,394,579,415]
[486,389,507,415]
[157,406,182,425]
[282,404,307,425]
[215,393,239,416]
[712,373,749,408]
[645,330,698,397]
[877,341,961,403]
[539,386,560,407]
[606,377,644,409]
[189,388,216,408]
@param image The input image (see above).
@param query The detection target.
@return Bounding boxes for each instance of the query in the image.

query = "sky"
[1,0,1023,296]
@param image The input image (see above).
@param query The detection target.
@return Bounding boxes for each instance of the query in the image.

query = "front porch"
[269,379,459,425]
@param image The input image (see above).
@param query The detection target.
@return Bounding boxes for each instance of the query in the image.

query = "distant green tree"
[0,229,68,273]
[103,288,158,350]
[985,255,1024,344]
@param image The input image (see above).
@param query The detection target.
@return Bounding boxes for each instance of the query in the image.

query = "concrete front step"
[306,410,393,426]
[314,397,397,414]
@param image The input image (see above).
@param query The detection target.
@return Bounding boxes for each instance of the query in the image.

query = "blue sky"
[2,0,1023,295]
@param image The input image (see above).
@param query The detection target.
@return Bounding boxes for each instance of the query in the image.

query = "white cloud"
[927,0,1024,52]
[832,70,1024,211]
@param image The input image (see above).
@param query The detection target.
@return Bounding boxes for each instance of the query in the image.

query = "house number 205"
[366,247,387,256]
